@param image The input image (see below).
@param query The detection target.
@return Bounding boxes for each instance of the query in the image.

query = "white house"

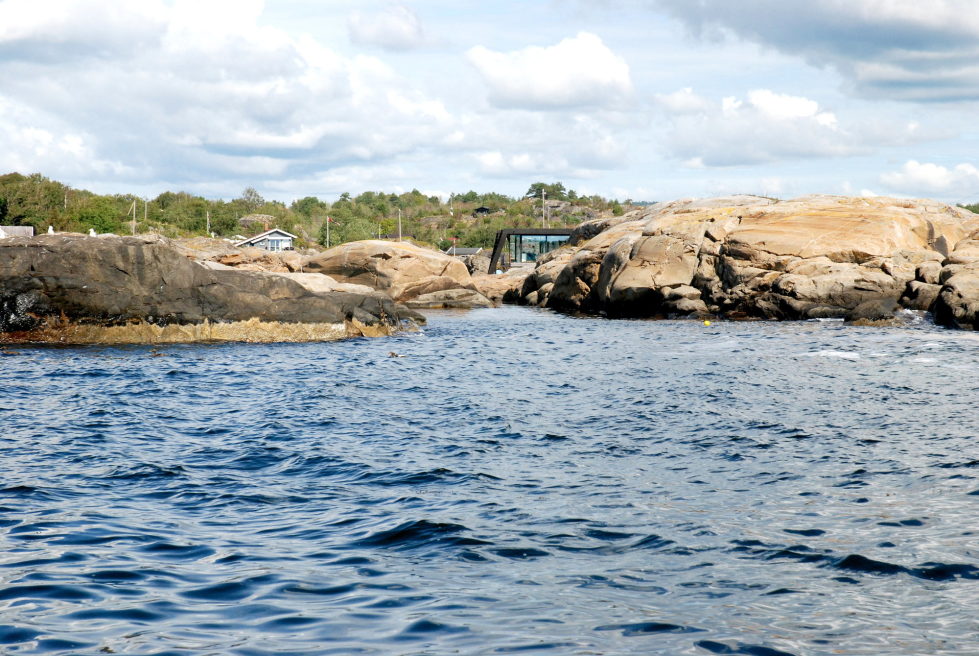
[0,226,35,239]
[235,228,297,252]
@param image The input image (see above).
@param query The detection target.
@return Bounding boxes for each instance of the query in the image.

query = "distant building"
[472,206,493,217]
[0,226,34,239]
[443,246,483,257]
[235,228,297,252]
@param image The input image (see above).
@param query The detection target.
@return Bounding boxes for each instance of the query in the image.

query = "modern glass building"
[488,228,574,273]
[507,233,569,264]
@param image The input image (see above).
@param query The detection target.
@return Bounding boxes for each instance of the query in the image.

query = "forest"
[0,173,627,250]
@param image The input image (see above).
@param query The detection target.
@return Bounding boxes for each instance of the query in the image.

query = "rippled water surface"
[3,306,979,655]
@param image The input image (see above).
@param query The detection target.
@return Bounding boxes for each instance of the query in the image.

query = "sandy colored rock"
[472,269,529,303]
[271,272,379,296]
[403,288,494,309]
[516,194,979,322]
[303,240,476,302]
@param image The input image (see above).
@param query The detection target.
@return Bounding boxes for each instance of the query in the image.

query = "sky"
[2,0,979,205]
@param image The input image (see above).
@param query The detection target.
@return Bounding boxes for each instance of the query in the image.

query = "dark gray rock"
[0,235,423,343]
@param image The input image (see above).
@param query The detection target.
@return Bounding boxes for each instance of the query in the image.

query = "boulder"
[403,288,494,309]
[900,280,942,312]
[472,269,530,304]
[270,272,380,296]
[845,298,902,323]
[461,252,492,275]
[516,194,979,323]
[303,240,477,304]
[933,262,979,330]
[0,235,423,344]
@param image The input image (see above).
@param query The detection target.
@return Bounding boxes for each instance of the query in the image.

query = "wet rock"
[933,262,979,330]
[900,281,942,312]
[0,235,422,344]
[845,298,902,323]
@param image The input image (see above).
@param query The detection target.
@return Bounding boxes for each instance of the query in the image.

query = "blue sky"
[2,0,979,204]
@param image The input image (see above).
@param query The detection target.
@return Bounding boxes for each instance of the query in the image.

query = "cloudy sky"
[3,0,979,204]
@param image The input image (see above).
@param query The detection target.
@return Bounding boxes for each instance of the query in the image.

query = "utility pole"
[206,209,211,236]
[397,208,402,242]
[541,189,547,228]
[130,200,137,235]
[325,216,330,248]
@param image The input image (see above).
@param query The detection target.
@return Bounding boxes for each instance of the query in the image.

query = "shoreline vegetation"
[0,172,628,252]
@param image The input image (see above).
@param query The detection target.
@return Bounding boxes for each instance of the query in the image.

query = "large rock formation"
[0,235,423,344]
[515,195,979,323]
[303,240,492,308]
[172,236,308,273]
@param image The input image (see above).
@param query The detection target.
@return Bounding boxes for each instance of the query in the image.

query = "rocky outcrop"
[172,237,310,273]
[460,252,491,276]
[0,235,423,344]
[929,234,979,329]
[303,240,492,307]
[514,195,979,323]
[471,269,532,304]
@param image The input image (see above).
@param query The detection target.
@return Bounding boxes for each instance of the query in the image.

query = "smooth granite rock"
[517,195,979,322]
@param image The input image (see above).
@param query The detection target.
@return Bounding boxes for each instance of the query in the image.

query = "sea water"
[2,306,979,655]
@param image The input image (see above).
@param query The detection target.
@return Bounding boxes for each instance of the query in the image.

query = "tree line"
[0,172,629,250]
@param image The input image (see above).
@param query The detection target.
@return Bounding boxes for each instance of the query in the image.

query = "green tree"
[0,196,7,223]
[292,195,326,217]
[75,196,122,233]
[525,181,569,201]
[239,187,265,213]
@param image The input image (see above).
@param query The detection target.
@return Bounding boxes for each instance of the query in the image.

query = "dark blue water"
[2,306,979,655]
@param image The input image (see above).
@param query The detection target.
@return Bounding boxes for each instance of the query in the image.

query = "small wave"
[800,350,860,360]
[350,519,488,552]
[102,463,187,481]
[180,574,277,602]
[0,584,100,602]
[491,547,551,560]
[696,640,798,656]
[0,625,41,645]
[137,541,216,561]
[596,621,701,636]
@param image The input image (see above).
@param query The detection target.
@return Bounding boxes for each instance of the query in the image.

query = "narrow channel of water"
[2,307,978,655]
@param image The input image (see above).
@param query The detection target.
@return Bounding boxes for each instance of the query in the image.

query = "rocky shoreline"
[5,194,979,344]
[510,194,979,329]
[0,234,424,344]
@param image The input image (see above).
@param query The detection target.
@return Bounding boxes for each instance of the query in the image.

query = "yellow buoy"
[703,320,711,326]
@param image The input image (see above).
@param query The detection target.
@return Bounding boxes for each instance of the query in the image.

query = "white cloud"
[747,89,818,120]
[880,160,979,196]
[657,87,857,166]
[466,32,633,109]
[0,1,460,194]
[654,87,710,114]
[651,0,979,101]
[347,5,426,51]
